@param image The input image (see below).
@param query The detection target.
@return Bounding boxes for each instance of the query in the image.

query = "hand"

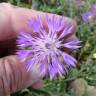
[0,3,77,96]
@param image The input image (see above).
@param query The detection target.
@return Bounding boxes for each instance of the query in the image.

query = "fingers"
[0,3,15,42]
[0,3,77,42]
[0,55,41,95]
[32,79,43,89]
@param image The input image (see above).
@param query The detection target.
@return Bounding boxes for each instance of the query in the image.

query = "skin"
[0,3,77,96]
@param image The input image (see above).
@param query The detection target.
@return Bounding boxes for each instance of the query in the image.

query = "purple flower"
[17,15,81,79]
[82,4,96,26]
[90,4,96,16]
[82,11,94,26]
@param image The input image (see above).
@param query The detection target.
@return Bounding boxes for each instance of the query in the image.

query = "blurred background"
[1,0,96,96]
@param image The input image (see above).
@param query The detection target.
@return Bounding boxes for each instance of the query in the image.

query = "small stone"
[87,86,96,96]
[70,78,88,96]
[70,78,96,96]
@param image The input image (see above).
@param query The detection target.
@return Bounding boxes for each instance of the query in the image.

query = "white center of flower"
[45,42,55,51]
[42,36,61,54]
[34,35,61,56]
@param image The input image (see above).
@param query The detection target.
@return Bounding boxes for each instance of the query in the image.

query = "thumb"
[0,55,42,96]
[0,3,77,42]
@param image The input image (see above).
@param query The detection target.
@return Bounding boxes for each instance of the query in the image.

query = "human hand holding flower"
[0,3,78,96]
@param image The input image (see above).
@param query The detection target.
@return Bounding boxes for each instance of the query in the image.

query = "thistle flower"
[82,11,94,26]
[82,4,96,26]
[90,4,96,17]
[17,15,81,79]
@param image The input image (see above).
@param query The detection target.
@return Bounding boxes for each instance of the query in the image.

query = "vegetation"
[1,0,96,96]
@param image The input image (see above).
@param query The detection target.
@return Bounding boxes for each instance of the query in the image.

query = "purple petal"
[58,25,74,40]
[26,59,37,71]
[63,39,81,49]
[46,15,54,31]
[39,55,48,76]
[16,50,32,61]
[29,17,41,32]
[48,64,57,80]
[51,56,64,76]
[26,54,44,71]
[53,16,64,32]
[59,51,77,67]
[39,64,47,76]
[17,32,33,44]
[46,15,56,37]
[29,16,47,37]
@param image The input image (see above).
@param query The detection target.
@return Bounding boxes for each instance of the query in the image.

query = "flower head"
[17,15,81,79]
[82,11,94,26]
[82,4,96,26]
[90,4,96,16]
